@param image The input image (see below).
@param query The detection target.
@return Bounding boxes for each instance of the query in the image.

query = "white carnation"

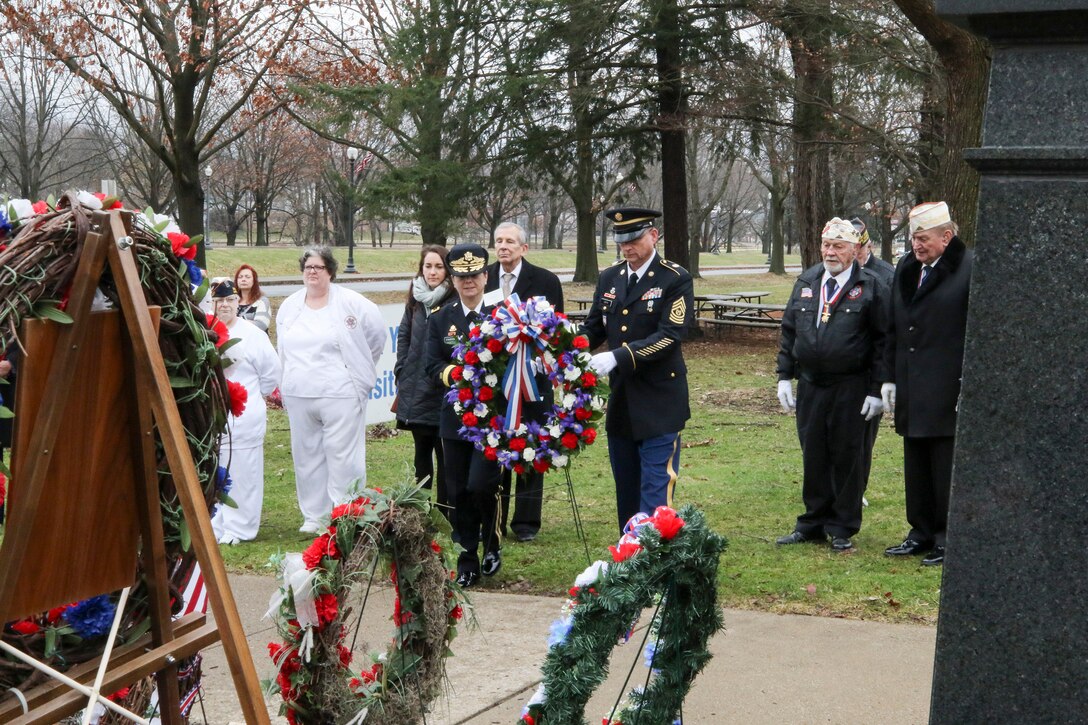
[463,367,476,380]
[552,454,569,468]
[6,198,33,220]
[480,322,496,335]
[574,560,609,587]
[563,366,580,381]
[523,447,536,461]
[487,433,500,447]
[76,190,103,210]
[478,349,493,363]
[485,373,499,387]
[474,402,489,416]
[549,425,562,438]
[562,393,576,408]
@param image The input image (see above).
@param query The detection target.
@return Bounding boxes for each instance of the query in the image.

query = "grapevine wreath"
[519,505,726,725]
[0,192,235,717]
[267,484,469,725]
[447,294,609,473]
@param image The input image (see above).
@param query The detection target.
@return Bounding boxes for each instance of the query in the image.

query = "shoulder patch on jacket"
[658,258,683,276]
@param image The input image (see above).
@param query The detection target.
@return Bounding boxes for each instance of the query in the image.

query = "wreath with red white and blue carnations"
[447,294,609,473]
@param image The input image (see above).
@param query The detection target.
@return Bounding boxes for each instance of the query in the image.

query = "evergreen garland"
[521,505,726,725]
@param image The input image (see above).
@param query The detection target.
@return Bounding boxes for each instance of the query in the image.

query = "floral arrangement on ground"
[519,505,726,725]
[267,482,469,725]
[448,293,609,473]
[0,192,235,715]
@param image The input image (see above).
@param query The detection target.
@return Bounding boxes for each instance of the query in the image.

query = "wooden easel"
[0,210,270,724]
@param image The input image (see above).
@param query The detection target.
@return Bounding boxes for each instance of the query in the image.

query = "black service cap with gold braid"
[606,207,661,243]
[447,243,489,276]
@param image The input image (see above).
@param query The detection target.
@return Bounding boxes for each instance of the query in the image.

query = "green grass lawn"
[204,243,801,280]
[221,333,940,625]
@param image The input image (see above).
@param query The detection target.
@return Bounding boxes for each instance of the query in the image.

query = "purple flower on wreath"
[183,258,202,286]
[216,465,233,495]
[643,640,658,669]
[64,595,116,639]
[0,209,12,239]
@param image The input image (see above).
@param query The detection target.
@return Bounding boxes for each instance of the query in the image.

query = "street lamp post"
[345,147,359,274]
[204,165,213,249]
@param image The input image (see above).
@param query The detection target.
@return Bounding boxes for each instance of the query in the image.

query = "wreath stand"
[0,211,270,724]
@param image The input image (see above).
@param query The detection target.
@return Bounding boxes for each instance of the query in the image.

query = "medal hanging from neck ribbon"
[820,277,844,325]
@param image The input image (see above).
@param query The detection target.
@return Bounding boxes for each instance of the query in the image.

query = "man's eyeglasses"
[304,265,327,272]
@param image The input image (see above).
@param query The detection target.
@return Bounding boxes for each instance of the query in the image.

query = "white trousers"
[212,443,264,542]
[284,395,368,526]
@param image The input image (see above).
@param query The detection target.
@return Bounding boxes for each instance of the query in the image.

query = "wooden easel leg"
[124,328,182,724]
[104,215,270,724]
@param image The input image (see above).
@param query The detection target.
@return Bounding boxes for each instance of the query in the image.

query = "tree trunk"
[572,72,599,283]
[653,0,690,271]
[894,0,991,244]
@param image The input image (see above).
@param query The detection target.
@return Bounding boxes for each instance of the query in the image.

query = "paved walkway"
[196,574,935,724]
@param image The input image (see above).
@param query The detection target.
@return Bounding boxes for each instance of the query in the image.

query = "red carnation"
[582,428,597,444]
[478,386,494,402]
[31,200,48,215]
[302,532,340,570]
[609,540,642,562]
[462,412,478,427]
[509,437,527,451]
[206,314,229,348]
[227,379,248,417]
[568,586,580,598]
[651,506,685,540]
[430,540,442,553]
[575,407,591,421]
[581,371,597,386]
[315,592,338,626]
[471,325,482,337]
[484,446,498,461]
[268,642,287,662]
[465,350,480,364]
[522,715,536,725]
[167,231,197,260]
[561,432,579,449]
[514,463,525,475]
[490,416,503,430]
[458,387,474,402]
[533,458,550,473]
[451,366,464,381]
[0,472,6,509]
[47,603,70,624]
[450,604,463,621]
[572,336,589,349]
[107,687,131,703]
[486,338,503,353]
[332,497,370,520]
[338,644,353,668]
[11,619,39,635]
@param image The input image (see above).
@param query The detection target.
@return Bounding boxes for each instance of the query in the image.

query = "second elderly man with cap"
[775,217,890,552]
[583,207,694,532]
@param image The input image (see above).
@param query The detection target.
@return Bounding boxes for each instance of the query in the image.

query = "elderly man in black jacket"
[881,202,973,567]
[776,217,889,552]
[484,221,564,542]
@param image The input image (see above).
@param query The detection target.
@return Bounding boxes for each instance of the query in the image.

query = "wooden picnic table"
[699,298,786,330]
[570,296,594,310]
[564,308,590,322]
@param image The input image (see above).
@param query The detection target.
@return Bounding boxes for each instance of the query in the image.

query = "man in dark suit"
[881,202,973,567]
[425,243,503,587]
[484,222,564,542]
[775,218,889,552]
[582,207,694,532]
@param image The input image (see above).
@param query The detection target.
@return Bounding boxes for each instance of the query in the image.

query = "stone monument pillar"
[931,2,1088,723]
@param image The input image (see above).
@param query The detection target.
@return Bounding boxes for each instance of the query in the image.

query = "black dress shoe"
[456,570,479,587]
[921,545,945,566]
[884,538,932,556]
[515,531,537,542]
[775,531,825,545]
[831,537,854,551]
[481,550,502,577]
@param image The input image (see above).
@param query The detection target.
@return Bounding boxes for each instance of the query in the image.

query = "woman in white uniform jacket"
[276,247,386,532]
[210,280,282,544]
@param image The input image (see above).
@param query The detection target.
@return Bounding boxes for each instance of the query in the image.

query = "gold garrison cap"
[849,217,870,246]
[606,207,661,243]
[447,243,489,276]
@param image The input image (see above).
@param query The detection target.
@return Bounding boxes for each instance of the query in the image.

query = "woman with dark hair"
[394,245,454,517]
[276,247,386,532]
[234,263,272,332]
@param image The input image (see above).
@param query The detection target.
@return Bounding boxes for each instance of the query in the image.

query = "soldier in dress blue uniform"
[582,207,694,532]
[425,243,503,587]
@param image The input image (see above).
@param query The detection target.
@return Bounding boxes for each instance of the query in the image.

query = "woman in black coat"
[395,245,455,516]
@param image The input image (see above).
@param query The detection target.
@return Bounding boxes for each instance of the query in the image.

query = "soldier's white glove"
[880,382,896,413]
[589,351,617,375]
[777,380,795,413]
[861,396,884,421]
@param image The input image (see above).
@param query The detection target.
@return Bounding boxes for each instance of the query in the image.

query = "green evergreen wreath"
[267,483,468,725]
[519,505,725,725]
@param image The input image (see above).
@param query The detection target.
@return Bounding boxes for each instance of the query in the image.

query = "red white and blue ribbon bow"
[495,294,551,430]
